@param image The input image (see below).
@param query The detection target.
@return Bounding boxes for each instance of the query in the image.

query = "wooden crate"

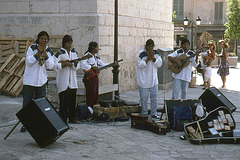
[0,53,25,97]
[93,104,141,118]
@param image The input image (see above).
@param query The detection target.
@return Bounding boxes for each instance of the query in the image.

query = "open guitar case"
[184,106,240,144]
[184,87,240,144]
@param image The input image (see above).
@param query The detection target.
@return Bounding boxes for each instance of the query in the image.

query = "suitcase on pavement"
[199,87,236,113]
[16,97,69,148]
[184,106,240,144]
[164,99,201,130]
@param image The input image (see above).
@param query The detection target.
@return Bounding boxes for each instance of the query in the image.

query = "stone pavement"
[1,66,240,160]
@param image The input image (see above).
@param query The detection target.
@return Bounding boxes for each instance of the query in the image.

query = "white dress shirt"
[81,52,108,71]
[168,48,197,82]
[137,49,162,88]
[23,44,54,86]
[54,48,81,94]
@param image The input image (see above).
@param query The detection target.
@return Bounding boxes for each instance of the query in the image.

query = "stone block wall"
[97,0,174,92]
[0,0,174,93]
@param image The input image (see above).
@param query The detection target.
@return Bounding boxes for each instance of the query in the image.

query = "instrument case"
[184,106,240,144]
[131,113,168,135]
[199,87,237,113]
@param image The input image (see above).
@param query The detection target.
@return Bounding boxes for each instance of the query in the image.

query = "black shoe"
[20,126,26,132]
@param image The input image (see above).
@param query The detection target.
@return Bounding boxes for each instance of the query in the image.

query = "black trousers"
[23,83,46,107]
[59,88,77,123]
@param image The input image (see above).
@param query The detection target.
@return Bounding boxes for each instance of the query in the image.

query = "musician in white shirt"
[23,31,54,106]
[81,42,109,108]
[168,39,198,99]
[54,35,80,124]
[21,31,54,132]
[137,39,162,118]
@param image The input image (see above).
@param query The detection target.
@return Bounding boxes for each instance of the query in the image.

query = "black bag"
[76,104,91,120]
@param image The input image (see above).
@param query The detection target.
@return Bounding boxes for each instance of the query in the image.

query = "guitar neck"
[69,55,89,63]
[98,59,123,71]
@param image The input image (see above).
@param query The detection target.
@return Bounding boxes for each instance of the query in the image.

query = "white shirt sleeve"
[81,59,92,71]
[97,58,109,67]
[167,50,178,57]
[44,53,55,70]
[137,49,147,69]
[153,53,162,68]
[25,46,38,66]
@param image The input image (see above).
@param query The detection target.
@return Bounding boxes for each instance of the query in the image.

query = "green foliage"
[224,0,240,40]
[172,11,177,20]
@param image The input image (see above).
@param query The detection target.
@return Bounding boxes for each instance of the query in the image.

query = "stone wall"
[0,0,174,93]
[97,0,174,92]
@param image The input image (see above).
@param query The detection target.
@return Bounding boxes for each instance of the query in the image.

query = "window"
[214,2,223,24]
[173,0,184,22]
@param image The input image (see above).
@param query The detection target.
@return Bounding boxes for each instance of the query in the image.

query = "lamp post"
[112,0,119,97]
[183,16,201,50]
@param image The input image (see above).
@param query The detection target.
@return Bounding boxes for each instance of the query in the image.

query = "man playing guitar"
[168,39,198,99]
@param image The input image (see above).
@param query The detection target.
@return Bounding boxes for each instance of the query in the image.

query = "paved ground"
[0,65,240,160]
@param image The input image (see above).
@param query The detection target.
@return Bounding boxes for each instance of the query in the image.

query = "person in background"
[21,31,55,132]
[198,42,208,86]
[200,41,216,88]
[203,60,212,90]
[217,39,229,89]
[137,39,162,118]
[168,39,198,99]
[205,41,216,67]
[54,35,80,124]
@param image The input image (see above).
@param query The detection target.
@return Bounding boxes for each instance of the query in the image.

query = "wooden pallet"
[0,41,19,66]
[49,35,64,53]
[0,37,33,57]
[0,53,25,97]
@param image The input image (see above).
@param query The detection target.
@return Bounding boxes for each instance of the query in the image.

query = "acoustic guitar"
[84,59,123,80]
[168,54,195,74]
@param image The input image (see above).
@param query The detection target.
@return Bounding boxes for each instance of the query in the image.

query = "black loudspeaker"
[16,97,69,148]
[199,87,236,113]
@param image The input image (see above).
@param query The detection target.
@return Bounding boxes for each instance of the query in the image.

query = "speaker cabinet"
[16,97,69,148]
[199,87,236,113]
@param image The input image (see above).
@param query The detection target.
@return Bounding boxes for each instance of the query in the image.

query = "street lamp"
[112,0,119,97]
[183,16,201,50]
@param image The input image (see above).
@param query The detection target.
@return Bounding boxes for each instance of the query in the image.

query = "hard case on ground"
[199,87,236,113]
[164,99,200,130]
[16,97,69,148]
[184,106,240,144]
[131,113,168,135]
